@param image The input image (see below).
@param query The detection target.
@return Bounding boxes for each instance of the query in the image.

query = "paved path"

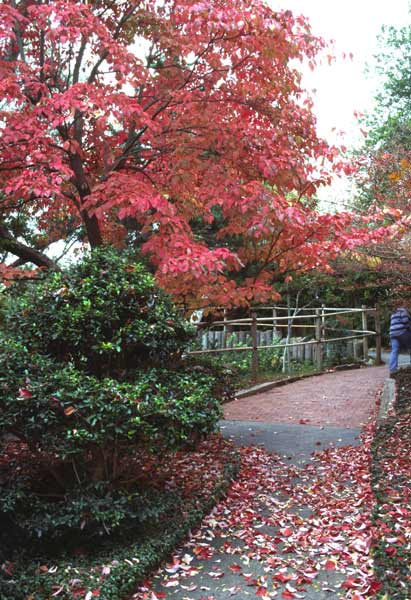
[220,420,362,467]
[224,365,388,428]
[134,365,389,600]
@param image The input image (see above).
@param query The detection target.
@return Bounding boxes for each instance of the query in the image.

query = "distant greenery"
[355,24,411,212]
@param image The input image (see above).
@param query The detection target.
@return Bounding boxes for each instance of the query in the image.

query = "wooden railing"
[186,305,382,382]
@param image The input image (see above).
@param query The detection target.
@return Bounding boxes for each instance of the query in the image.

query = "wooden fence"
[186,305,382,381]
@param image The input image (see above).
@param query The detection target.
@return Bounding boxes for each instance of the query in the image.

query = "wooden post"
[374,305,382,365]
[223,309,227,349]
[362,304,368,359]
[251,311,258,383]
[315,308,323,371]
[272,307,278,340]
[321,303,326,362]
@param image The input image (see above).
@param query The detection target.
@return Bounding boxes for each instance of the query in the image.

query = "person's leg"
[389,337,400,373]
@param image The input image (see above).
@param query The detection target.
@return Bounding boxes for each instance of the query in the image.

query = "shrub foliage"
[0,248,229,550]
[5,248,194,377]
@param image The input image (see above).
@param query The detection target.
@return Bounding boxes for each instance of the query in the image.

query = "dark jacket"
[390,308,411,350]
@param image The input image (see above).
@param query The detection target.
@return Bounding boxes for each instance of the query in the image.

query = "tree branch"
[0,222,59,270]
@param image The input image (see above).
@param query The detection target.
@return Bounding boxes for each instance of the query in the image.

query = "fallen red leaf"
[229,565,242,572]
[281,528,293,537]
[281,591,296,599]
[342,577,359,589]
[273,572,293,583]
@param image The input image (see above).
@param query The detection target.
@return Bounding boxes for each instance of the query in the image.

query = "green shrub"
[0,338,222,544]
[0,248,228,548]
[0,436,239,600]
[5,247,194,378]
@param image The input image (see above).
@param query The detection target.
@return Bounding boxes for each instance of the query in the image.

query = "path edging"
[378,377,396,422]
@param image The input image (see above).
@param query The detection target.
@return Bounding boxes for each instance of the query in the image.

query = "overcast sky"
[272,0,410,145]
[270,1,411,207]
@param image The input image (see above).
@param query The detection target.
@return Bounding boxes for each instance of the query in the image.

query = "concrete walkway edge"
[378,377,396,422]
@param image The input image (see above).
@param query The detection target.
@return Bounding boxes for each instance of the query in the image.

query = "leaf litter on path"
[133,419,383,600]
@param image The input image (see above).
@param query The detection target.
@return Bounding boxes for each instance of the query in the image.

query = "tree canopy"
[0,0,390,306]
[352,23,411,299]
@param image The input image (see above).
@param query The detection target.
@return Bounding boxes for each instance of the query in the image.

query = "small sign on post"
[374,305,382,365]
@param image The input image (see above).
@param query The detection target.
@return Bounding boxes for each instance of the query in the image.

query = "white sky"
[270,0,411,207]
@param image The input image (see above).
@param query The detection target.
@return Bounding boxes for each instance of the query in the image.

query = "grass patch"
[0,435,239,600]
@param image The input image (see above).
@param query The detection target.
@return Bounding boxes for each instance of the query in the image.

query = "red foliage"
[0,1,392,303]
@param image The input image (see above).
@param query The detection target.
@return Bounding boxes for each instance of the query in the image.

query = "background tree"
[0,0,388,306]
[353,21,411,303]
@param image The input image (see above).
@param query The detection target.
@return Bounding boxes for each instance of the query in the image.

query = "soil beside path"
[224,365,388,428]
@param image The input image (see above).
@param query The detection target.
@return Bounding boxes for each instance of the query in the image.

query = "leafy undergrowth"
[133,420,383,599]
[371,368,411,599]
[0,436,239,600]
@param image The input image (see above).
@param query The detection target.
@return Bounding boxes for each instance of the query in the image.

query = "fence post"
[251,311,258,383]
[374,305,382,365]
[321,303,326,360]
[223,309,227,349]
[272,307,278,340]
[315,308,323,371]
[361,305,369,359]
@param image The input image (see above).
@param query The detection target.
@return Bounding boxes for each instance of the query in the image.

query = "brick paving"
[224,365,388,428]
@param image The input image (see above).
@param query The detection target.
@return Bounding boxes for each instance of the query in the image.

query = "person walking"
[389,304,411,375]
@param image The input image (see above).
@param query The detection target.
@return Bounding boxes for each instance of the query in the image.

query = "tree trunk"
[69,153,103,248]
[81,210,103,248]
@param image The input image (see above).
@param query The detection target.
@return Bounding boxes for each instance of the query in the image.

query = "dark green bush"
[5,247,194,377]
[0,436,239,600]
[0,338,222,543]
[0,248,228,548]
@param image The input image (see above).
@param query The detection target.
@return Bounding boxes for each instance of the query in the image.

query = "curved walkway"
[224,365,388,428]
[134,365,389,600]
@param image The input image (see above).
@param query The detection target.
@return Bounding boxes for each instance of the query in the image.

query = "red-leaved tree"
[0,0,391,306]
